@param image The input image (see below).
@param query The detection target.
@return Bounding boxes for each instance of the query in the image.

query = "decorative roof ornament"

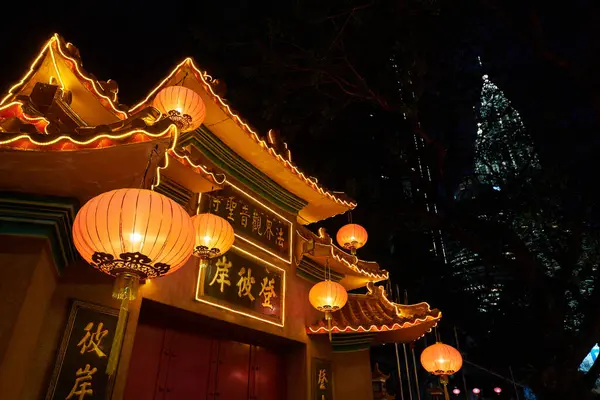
[152,86,206,132]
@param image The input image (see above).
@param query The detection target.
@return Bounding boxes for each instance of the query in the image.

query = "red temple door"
[163,328,213,399]
[211,340,251,400]
[125,317,286,400]
[251,345,286,400]
[123,323,166,399]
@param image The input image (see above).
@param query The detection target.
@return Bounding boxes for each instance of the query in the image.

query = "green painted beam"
[297,258,344,284]
[180,127,307,215]
[0,192,78,274]
[332,333,377,353]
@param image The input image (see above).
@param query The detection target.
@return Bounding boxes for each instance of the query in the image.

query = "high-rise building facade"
[450,67,540,313]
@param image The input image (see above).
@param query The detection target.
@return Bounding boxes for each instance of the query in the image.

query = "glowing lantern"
[152,85,206,132]
[191,213,235,262]
[473,388,481,394]
[309,279,348,340]
[73,188,195,374]
[336,223,368,254]
[452,388,460,395]
[494,387,502,395]
[421,342,463,400]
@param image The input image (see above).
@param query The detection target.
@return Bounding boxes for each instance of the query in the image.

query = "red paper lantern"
[494,387,502,394]
[153,86,206,132]
[473,388,481,394]
[73,188,195,375]
[421,343,463,376]
[336,223,368,254]
[309,280,348,340]
[452,388,461,395]
[191,213,235,261]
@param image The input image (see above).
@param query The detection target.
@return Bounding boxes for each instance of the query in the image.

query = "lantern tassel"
[326,311,333,341]
[106,274,138,375]
[198,258,207,296]
[443,384,450,400]
[440,376,450,400]
[107,295,129,375]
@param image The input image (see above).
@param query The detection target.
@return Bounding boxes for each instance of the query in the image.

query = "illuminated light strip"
[194,244,285,328]
[0,34,127,119]
[367,284,437,320]
[0,101,51,134]
[51,37,127,119]
[307,314,441,334]
[0,124,176,147]
[0,39,53,106]
[48,43,65,90]
[167,148,294,264]
[296,229,388,280]
[130,58,356,208]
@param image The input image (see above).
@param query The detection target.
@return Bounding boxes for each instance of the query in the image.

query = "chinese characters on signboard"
[199,186,292,263]
[313,358,333,400]
[196,248,284,325]
[46,301,121,400]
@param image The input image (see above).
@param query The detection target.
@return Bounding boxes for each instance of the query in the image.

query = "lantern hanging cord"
[173,72,189,87]
[141,145,160,189]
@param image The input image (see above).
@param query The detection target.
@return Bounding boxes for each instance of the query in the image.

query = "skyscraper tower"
[450,65,540,313]
[473,74,540,187]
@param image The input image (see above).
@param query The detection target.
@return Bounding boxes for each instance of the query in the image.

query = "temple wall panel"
[332,349,374,400]
[0,237,58,399]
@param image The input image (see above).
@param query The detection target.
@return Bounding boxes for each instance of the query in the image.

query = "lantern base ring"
[167,109,193,131]
[92,251,170,279]
[193,245,222,259]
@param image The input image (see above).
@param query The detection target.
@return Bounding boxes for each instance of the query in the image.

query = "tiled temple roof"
[308,282,441,343]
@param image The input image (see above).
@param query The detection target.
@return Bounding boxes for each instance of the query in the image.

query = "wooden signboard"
[46,301,121,400]
[198,185,293,263]
[313,358,334,400]
[196,247,285,327]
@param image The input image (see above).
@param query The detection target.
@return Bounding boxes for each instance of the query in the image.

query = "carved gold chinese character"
[236,267,256,301]
[276,227,285,248]
[66,364,97,400]
[240,204,251,228]
[209,256,232,292]
[77,322,108,358]
[318,368,328,390]
[264,219,274,240]
[252,210,263,236]
[225,197,237,221]
[212,197,222,212]
[259,277,277,309]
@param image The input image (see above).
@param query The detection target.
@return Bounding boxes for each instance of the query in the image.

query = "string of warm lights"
[367,283,438,318]
[0,34,127,119]
[0,101,50,134]
[308,314,439,334]
[194,244,286,328]
[129,57,357,208]
[0,123,177,150]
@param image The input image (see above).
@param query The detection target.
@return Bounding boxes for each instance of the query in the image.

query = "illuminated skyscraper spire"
[474,74,540,187]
